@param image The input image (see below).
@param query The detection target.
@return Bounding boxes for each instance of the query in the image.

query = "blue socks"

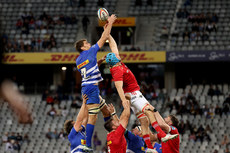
[86,124,94,147]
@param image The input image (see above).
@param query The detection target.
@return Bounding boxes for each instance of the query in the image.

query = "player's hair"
[104,118,114,132]
[169,114,179,128]
[75,39,86,53]
[64,119,74,135]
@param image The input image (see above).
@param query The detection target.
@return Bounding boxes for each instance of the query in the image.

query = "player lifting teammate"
[64,94,91,153]
[104,99,131,153]
[153,109,180,153]
[105,34,178,152]
[106,103,160,153]
[75,14,116,149]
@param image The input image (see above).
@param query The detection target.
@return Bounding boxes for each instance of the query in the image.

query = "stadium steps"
[166,0,183,51]
[115,0,131,17]
[135,16,158,51]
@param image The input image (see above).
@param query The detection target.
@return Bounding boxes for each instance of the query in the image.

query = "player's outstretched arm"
[74,94,88,132]
[108,35,120,59]
[154,111,170,133]
[97,14,117,48]
[114,81,127,103]
[119,99,131,129]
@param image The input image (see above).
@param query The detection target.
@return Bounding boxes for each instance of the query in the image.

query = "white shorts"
[126,90,149,117]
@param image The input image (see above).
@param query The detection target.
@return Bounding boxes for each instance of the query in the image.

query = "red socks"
[143,134,153,149]
[152,121,166,139]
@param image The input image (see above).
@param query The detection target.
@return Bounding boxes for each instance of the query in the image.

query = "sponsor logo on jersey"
[141,147,145,151]
[77,59,89,69]
[107,141,112,145]
[171,126,176,130]
[81,139,86,145]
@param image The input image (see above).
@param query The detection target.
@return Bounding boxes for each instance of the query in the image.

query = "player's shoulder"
[68,127,76,139]
[170,126,178,130]
[111,65,123,72]
[170,126,179,133]
[91,43,98,48]
[76,53,83,62]
[88,43,99,51]
[107,130,116,139]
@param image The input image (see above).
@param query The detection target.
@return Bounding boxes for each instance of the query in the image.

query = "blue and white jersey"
[68,126,87,153]
[76,43,103,86]
[125,130,146,153]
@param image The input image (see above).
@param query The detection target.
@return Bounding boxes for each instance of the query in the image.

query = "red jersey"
[107,124,127,153]
[110,62,140,93]
[161,126,180,153]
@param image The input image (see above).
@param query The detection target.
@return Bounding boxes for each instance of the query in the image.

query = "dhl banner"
[98,17,136,27]
[2,51,166,64]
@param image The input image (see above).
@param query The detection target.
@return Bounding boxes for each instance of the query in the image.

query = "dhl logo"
[77,59,89,69]
[99,17,135,27]
[2,51,165,64]
[44,54,79,62]
[46,53,150,62]
[120,53,150,61]
[114,19,133,25]
[2,55,24,62]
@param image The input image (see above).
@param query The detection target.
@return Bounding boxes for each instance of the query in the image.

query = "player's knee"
[142,104,154,114]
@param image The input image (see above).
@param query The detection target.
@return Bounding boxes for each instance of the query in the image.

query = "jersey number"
[81,68,86,79]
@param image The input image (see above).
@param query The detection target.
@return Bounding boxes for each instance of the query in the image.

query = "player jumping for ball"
[105,34,178,152]
[75,14,117,149]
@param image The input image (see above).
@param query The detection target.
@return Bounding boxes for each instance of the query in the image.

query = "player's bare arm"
[154,111,170,133]
[74,94,88,132]
[119,99,131,129]
[97,14,117,48]
[108,35,120,59]
[114,81,127,103]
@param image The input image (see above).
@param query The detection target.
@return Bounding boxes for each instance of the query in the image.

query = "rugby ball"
[98,8,109,21]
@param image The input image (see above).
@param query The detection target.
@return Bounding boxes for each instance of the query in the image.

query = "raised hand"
[122,99,130,110]
[107,103,116,114]
[82,94,88,103]
[107,14,117,24]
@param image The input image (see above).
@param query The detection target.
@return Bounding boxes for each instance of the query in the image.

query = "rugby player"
[75,14,116,148]
[64,94,92,153]
[105,34,178,151]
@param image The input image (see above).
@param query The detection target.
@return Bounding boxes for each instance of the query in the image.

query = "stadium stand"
[0,83,229,153]
[169,0,230,51]
[0,0,117,52]
[166,84,230,153]
[1,0,230,153]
